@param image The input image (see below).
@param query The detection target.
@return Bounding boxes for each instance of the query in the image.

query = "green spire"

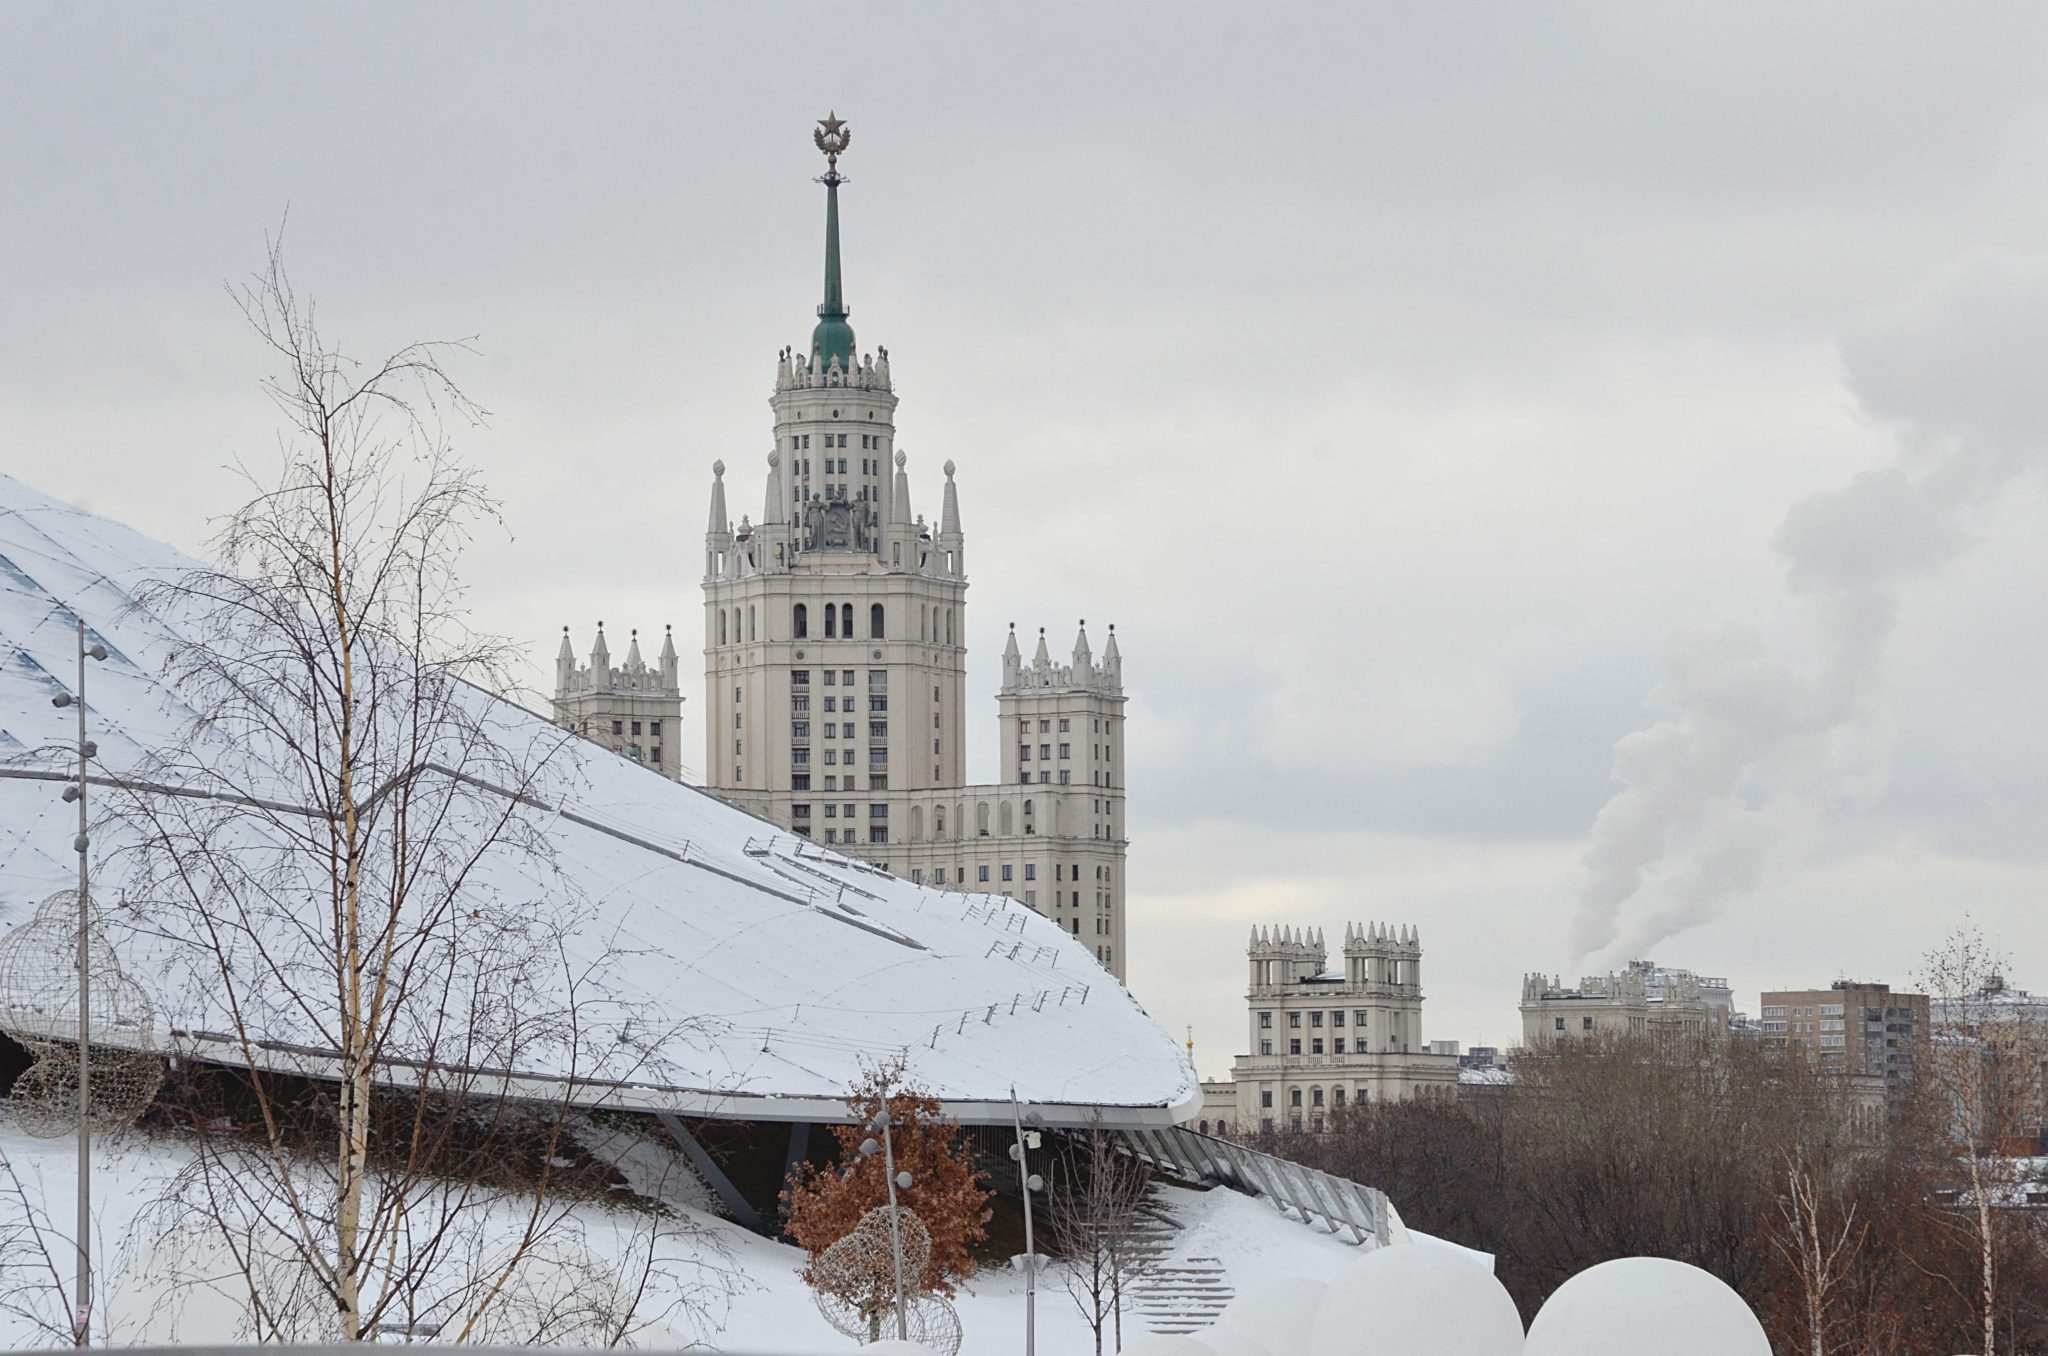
[810,113,856,372]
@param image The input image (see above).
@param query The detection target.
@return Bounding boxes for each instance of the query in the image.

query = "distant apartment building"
[1760,980,1928,1093]
[1197,924,1460,1136]
[1520,960,1734,1046]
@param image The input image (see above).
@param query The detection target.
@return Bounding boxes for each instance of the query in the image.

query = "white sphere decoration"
[857,1342,934,1354]
[1524,1257,1769,1356]
[1118,1337,1217,1356]
[1195,1326,1275,1356]
[1212,1277,1326,1356]
[1308,1243,1522,1356]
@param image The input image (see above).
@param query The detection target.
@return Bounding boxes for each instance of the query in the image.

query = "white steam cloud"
[1570,253,2048,965]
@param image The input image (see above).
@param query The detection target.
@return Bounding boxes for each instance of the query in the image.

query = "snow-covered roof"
[0,472,1196,1126]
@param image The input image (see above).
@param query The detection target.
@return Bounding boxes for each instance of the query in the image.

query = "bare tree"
[1046,1117,1151,1356]
[1917,924,2047,1356]
[1765,1147,1867,1356]
[105,238,681,1342]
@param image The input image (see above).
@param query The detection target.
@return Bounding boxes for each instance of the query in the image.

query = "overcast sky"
[5,3,2046,1070]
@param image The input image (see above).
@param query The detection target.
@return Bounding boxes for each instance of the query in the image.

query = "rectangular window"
[823,774,837,790]
[869,747,887,764]
[650,745,661,762]
[821,750,835,764]
[1310,1011,1324,1028]
[1288,1012,1301,1028]
[869,804,888,819]
[1040,744,1051,759]
[870,697,888,712]
[823,805,837,818]
[1289,1039,1302,1055]
[1058,771,1070,784]
[631,721,642,736]
[998,864,1012,881]
[869,774,889,790]
[869,670,888,691]
[1059,743,1070,759]
[843,670,854,684]
[1259,1039,1273,1056]
[871,721,888,738]
[1020,744,1032,761]
[824,671,836,685]
[869,826,888,844]
[1039,720,1050,733]
[1311,1038,1324,1055]
[978,866,990,882]
[611,720,623,735]
[1058,718,1070,732]
[1024,864,1036,880]
[1259,1011,1272,1029]
[823,722,837,738]
[1025,889,1036,905]
[792,774,810,790]
[792,696,809,713]
[792,723,810,739]
[824,697,837,712]
[1554,1017,1566,1031]
[1354,1011,1369,1027]
[1333,1038,1346,1054]
[1260,1091,1273,1109]
[792,804,811,818]
[1332,1011,1346,1028]
[934,868,947,884]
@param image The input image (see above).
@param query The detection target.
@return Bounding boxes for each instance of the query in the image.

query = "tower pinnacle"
[810,113,856,372]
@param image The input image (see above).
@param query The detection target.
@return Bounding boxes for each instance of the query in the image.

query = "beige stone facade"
[1761,980,1928,1094]
[552,625,684,780]
[1520,959,1733,1046]
[691,156,1130,978]
[1203,924,1459,1136]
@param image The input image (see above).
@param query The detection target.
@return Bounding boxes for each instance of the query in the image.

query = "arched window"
[841,603,854,637]
[999,802,1014,836]
[1199,1120,1209,1135]
[1312,1087,1325,1107]
[920,608,928,641]
[976,802,990,836]
[934,805,946,838]
[793,603,808,638]
[718,611,727,645]
[825,605,838,638]
[870,603,885,639]
[909,805,924,841]
[748,605,756,642]
[946,608,954,646]
[931,607,939,643]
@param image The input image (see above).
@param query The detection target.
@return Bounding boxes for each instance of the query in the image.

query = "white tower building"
[698,116,1131,978]
[553,623,684,779]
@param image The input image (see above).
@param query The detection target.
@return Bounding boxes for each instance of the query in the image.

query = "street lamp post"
[50,618,107,1347]
[860,1099,915,1341]
[1008,1089,1045,1356]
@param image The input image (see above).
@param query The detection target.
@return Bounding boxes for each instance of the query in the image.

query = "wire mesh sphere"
[899,1294,962,1356]
[6,1044,164,1138]
[810,1205,937,1342]
[0,890,157,1047]
[855,1204,933,1277]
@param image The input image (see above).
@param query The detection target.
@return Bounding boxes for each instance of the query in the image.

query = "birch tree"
[110,239,677,1341]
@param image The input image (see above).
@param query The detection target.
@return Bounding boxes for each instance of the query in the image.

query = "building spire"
[810,113,856,372]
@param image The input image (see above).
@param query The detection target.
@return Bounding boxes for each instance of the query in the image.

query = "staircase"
[1124,1188,1235,1335]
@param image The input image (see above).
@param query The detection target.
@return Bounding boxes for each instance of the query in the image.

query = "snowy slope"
[0,1127,1374,1353]
[0,472,1195,1124]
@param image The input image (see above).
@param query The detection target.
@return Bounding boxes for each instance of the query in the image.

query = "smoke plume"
[1569,253,2048,964]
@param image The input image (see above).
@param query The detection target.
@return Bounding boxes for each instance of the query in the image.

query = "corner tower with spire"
[690,116,1132,980]
[552,622,684,779]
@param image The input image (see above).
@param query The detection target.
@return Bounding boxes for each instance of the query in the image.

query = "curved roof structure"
[0,472,1195,1126]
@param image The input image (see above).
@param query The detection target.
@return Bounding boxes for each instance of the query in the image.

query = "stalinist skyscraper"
[562,116,1131,979]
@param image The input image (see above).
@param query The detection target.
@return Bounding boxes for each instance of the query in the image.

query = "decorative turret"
[705,460,732,580]
[1001,621,1126,698]
[552,621,685,782]
[1002,622,1022,688]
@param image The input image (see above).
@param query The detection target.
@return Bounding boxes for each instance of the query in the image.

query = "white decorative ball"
[1118,1337,1217,1356]
[1308,1244,1522,1356]
[1212,1277,1326,1356]
[1524,1257,1769,1356]
[1195,1326,1275,1356]
[857,1342,933,1354]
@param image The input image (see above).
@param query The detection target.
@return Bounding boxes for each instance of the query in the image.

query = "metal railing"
[1116,1125,1391,1247]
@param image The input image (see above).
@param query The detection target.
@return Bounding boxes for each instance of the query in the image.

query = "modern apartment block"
[1761,980,1929,1092]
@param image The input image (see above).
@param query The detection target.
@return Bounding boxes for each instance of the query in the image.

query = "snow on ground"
[0,1127,1408,1353]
